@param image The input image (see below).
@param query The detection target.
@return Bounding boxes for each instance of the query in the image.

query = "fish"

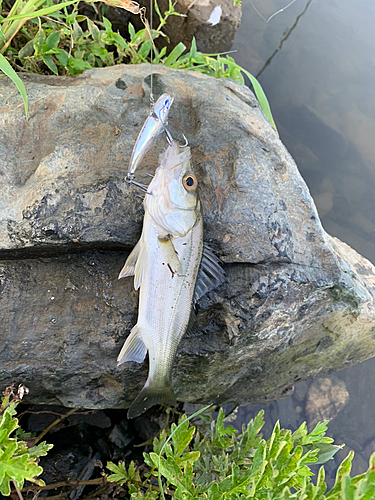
[128,93,174,178]
[118,139,203,418]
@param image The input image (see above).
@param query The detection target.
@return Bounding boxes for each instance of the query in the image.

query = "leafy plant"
[106,406,375,499]
[0,0,276,129]
[158,37,276,129]
[0,384,53,497]
[0,0,81,116]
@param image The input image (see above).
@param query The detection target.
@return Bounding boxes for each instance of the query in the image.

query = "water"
[230,0,375,483]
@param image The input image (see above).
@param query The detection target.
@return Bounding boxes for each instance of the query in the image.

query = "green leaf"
[302,442,343,465]
[138,40,151,61]
[241,67,277,131]
[128,22,136,40]
[87,19,100,42]
[171,416,195,457]
[159,455,183,486]
[43,55,58,75]
[189,37,197,59]
[55,49,69,67]
[68,58,92,71]
[326,451,354,499]
[45,31,60,50]
[154,46,167,63]
[33,29,46,54]
[18,39,34,58]
[27,441,53,459]
[164,42,186,67]
[0,53,28,117]
[0,400,51,497]
[0,454,43,496]
[176,451,200,466]
[106,461,129,484]
[154,0,164,24]
[103,17,112,33]
[2,0,78,23]
[110,32,129,49]
[65,12,77,26]
[0,25,5,43]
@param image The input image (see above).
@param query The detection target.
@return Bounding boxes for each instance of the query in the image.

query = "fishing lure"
[127,93,173,182]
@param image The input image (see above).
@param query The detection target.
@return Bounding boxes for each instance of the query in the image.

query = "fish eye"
[182,174,198,192]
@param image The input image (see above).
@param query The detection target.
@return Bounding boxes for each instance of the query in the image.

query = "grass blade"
[242,68,277,131]
[1,0,79,23]
[0,53,28,117]
[163,42,186,67]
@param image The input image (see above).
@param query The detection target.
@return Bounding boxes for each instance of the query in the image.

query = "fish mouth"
[162,143,191,169]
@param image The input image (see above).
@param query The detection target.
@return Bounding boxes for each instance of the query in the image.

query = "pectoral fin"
[158,236,182,275]
[117,324,147,365]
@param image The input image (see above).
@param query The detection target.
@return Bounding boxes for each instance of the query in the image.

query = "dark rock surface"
[1,65,375,409]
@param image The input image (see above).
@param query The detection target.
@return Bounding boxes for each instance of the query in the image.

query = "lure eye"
[182,174,198,192]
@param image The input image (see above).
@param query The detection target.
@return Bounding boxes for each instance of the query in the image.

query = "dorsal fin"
[194,244,226,303]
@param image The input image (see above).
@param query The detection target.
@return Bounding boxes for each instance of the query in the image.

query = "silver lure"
[128,93,174,178]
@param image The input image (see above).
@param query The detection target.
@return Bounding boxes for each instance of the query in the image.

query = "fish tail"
[127,377,176,419]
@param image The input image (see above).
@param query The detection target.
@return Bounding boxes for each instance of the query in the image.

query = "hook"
[180,134,189,148]
[165,128,174,146]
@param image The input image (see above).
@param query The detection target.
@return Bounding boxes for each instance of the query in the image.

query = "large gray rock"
[1,65,375,409]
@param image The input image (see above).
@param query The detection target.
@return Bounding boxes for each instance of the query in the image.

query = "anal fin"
[117,325,147,365]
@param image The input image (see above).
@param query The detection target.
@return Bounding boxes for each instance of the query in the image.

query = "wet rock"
[1,65,375,410]
[41,432,91,485]
[28,407,112,432]
[109,420,132,449]
[132,415,163,442]
[305,376,349,430]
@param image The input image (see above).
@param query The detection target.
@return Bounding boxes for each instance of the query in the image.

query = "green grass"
[0,0,276,129]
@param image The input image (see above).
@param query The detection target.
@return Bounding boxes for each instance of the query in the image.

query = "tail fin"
[127,377,176,419]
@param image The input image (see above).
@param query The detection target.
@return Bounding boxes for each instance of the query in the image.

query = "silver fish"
[128,93,174,178]
[118,139,203,418]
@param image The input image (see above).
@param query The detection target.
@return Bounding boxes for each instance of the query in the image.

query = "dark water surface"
[230,0,375,482]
